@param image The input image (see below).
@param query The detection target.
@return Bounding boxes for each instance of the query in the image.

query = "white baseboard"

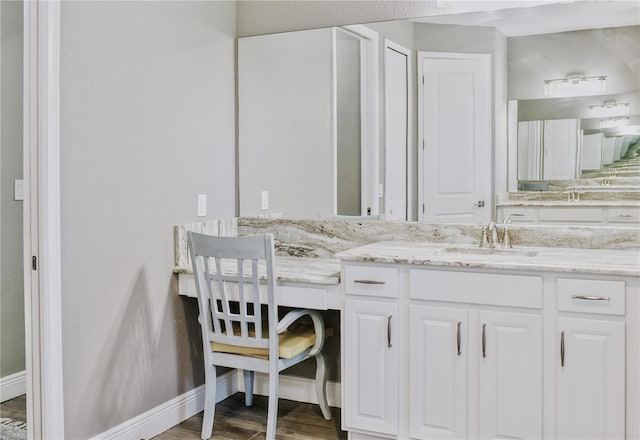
[239,373,342,409]
[90,370,237,440]
[0,371,26,403]
[92,370,341,440]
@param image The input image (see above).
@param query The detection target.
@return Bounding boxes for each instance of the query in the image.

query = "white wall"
[1,0,25,381]
[59,2,236,437]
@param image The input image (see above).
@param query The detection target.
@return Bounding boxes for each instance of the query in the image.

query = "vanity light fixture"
[543,74,607,96]
[600,116,630,128]
[589,100,630,117]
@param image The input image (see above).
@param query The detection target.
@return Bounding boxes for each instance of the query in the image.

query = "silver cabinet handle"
[510,213,525,217]
[354,279,386,285]
[482,323,487,358]
[572,295,610,301]
[561,331,565,367]
[387,316,392,348]
[457,321,462,356]
[617,214,633,219]
[474,200,485,207]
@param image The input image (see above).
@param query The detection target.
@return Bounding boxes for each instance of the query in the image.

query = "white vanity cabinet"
[343,265,400,437]
[497,205,640,225]
[555,278,627,439]
[409,270,543,440]
[341,261,639,440]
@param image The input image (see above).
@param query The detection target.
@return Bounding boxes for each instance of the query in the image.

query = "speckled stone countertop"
[497,200,640,208]
[174,256,341,285]
[335,241,640,277]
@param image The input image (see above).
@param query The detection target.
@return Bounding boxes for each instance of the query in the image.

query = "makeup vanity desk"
[174,256,343,310]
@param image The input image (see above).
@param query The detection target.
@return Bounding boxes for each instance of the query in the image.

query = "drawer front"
[410,270,542,309]
[345,265,398,298]
[501,207,538,223]
[557,278,626,316]
[608,207,640,224]
[538,207,603,223]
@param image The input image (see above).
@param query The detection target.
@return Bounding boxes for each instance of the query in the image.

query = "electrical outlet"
[197,194,207,217]
[14,180,24,201]
[261,190,269,210]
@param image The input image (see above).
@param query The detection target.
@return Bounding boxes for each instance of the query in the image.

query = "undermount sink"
[438,246,539,257]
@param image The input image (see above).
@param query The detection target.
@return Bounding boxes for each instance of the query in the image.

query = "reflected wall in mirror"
[515,92,640,191]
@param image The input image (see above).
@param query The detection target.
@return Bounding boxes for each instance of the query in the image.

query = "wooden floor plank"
[152,393,346,440]
[0,395,27,423]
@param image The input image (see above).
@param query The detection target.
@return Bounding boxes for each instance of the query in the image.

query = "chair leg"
[201,363,217,440]
[243,370,255,407]
[266,369,279,439]
[315,351,332,420]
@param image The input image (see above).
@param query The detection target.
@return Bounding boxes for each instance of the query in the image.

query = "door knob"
[474,200,485,208]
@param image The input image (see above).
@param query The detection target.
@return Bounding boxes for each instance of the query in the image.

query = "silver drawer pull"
[510,213,525,217]
[572,295,610,301]
[617,214,633,219]
[353,279,386,285]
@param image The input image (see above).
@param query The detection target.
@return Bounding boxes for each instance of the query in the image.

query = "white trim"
[23,1,64,439]
[238,373,342,409]
[90,371,238,440]
[340,24,380,217]
[507,100,519,192]
[0,371,27,403]
[383,39,413,221]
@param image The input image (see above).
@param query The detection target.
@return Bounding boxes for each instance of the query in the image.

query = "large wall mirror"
[238,1,639,221]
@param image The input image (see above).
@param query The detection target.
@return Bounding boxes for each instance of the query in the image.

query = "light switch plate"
[261,190,269,210]
[14,180,24,201]
[197,194,207,217]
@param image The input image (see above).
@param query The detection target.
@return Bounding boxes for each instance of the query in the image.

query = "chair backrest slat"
[188,232,275,351]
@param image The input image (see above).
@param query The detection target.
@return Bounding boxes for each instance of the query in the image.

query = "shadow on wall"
[84,269,203,432]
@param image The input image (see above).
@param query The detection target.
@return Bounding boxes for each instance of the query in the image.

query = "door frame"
[383,39,412,221]
[23,1,64,438]
[417,51,492,222]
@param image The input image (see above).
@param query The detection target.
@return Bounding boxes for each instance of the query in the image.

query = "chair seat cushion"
[212,323,333,359]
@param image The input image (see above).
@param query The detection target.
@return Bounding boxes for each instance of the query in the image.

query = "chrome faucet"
[479,219,512,248]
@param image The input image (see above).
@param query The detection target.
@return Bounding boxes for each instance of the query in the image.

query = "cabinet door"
[479,310,542,439]
[410,305,467,439]
[344,299,399,436]
[556,317,625,439]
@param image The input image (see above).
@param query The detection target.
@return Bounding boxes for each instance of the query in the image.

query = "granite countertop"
[335,241,640,277]
[497,200,640,208]
[174,256,341,286]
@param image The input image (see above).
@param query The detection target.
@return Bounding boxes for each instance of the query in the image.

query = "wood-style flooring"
[0,393,345,439]
[152,393,346,440]
[0,394,26,422]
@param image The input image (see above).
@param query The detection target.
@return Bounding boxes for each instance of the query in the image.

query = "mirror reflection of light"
[612,125,640,136]
[601,116,631,128]
[589,100,630,117]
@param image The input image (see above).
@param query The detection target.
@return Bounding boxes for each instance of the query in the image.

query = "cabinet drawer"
[557,278,625,316]
[608,208,640,224]
[410,270,542,309]
[344,265,398,298]
[538,207,603,223]
[501,207,538,222]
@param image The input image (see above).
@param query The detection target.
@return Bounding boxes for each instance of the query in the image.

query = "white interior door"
[419,53,491,223]
[384,40,410,221]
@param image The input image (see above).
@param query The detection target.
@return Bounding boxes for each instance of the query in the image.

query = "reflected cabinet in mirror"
[238,1,639,224]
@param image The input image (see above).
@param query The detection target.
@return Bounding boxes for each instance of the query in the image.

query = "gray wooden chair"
[188,232,332,440]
